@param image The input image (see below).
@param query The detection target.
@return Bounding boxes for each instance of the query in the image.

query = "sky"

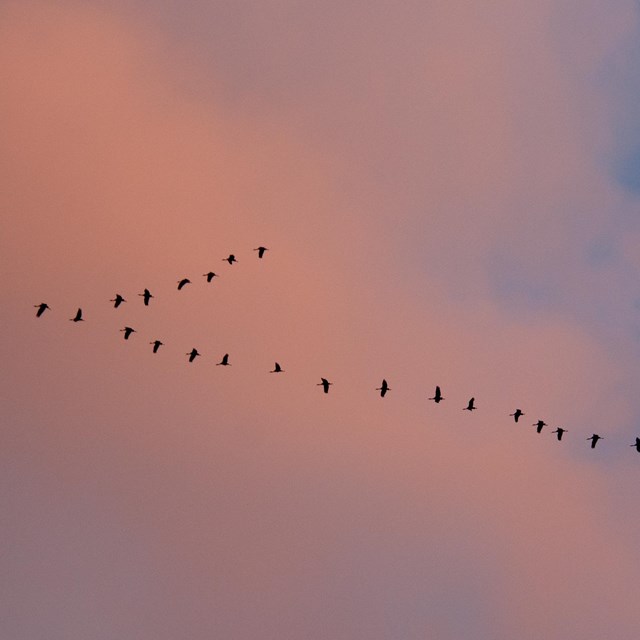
[2,1,640,638]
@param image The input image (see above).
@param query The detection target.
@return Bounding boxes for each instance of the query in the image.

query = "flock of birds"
[31,246,640,455]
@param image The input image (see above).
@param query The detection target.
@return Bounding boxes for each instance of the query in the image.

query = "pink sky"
[3,2,640,638]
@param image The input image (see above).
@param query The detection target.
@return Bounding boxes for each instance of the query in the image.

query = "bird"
[552,427,567,441]
[120,326,136,340]
[223,254,237,265]
[177,278,191,290]
[186,348,200,363]
[217,353,230,366]
[510,409,524,423]
[110,294,126,308]
[34,303,50,317]
[534,420,547,434]
[70,308,84,322]
[150,340,163,353]
[429,386,444,403]
[270,362,284,373]
[317,378,332,394]
[254,246,268,258]
[203,272,218,283]
[463,397,476,411]
[630,438,640,452]
[139,289,153,306]
[376,379,391,397]
[587,434,603,449]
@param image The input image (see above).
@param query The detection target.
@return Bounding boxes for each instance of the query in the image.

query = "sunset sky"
[3,1,640,638]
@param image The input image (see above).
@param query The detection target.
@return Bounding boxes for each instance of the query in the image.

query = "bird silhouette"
[217,353,230,366]
[429,386,444,403]
[552,427,567,441]
[203,272,218,283]
[177,278,191,290]
[270,362,284,373]
[317,378,332,394]
[630,438,640,452]
[223,254,237,265]
[110,294,126,308]
[587,434,603,449]
[139,289,153,306]
[254,246,268,258]
[34,303,50,317]
[463,397,476,411]
[510,409,524,423]
[70,308,84,322]
[120,326,136,340]
[534,420,547,434]
[186,348,200,363]
[150,340,163,353]
[376,379,391,397]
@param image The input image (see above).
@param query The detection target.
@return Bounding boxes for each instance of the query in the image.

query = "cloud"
[3,2,640,639]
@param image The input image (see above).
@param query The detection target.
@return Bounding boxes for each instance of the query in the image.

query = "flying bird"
[139,289,153,306]
[203,272,218,283]
[270,362,284,373]
[223,254,237,265]
[217,353,230,366]
[429,386,444,403]
[534,420,547,434]
[110,294,126,308]
[150,340,163,353]
[34,303,50,317]
[317,378,332,394]
[463,397,476,411]
[630,438,640,452]
[70,308,84,322]
[254,246,268,258]
[552,427,567,441]
[186,348,200,363]
[376,379,391,397]
[120,326,136,340]
[510,409,524,423]
[177,278,191,290]
[587,434,603,449]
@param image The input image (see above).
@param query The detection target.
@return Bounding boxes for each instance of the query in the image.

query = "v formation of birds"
[33,247,639,455]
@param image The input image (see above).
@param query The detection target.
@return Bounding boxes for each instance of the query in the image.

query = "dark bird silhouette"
[110,294,126,308]
[223,254,237,265]
[429,386,444,403]
[463,397,476,411]
[150,340,163,353]
[254,246,268,258]
[217,353,230,366]
[376,379,391,397]
[510,409,524,423]
[186,348,200,363]
[120,326,136,340]
[317,378,332,394]
[630,438,640,452]
[139,289,153,306]
[70,308,84,322]
[177,278,191,290]
[587,434,603,449]
[534,420,547,434]
[34,303,50,317]
[552,427,567,441]
[270,362,284,373]
[203,272,218,283]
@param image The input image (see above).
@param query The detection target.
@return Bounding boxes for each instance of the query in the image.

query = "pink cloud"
[2,3,640,638]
